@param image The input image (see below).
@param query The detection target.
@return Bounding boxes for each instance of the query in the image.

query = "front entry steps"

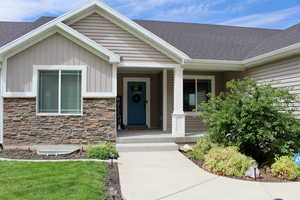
[116,143,178,152]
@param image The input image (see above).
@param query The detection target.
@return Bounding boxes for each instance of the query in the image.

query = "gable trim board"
[70,12,175,64]
[0,23,120,64]
[0,1,189,65]
[3,33,116,98]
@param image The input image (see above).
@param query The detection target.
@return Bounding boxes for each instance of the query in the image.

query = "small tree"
[199,78,300,163]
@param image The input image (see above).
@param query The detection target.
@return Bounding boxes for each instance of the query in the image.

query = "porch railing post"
[172,65,185,137]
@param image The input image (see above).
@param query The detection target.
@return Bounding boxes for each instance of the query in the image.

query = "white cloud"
[221,6,300,27]
[0,0,89,21]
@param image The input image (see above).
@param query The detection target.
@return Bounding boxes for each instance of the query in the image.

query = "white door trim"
[123,77,151,128]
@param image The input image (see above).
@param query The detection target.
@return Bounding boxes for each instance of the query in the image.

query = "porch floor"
[117,129,205,144]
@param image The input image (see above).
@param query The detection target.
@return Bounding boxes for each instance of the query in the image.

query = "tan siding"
[70,13,174,64]
[7,33,112,93]
[167,71,224,132]
[117,73,162,129]
[244,56,300,116]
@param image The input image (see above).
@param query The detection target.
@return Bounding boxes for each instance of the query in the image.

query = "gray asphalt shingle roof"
[0,16,298,61]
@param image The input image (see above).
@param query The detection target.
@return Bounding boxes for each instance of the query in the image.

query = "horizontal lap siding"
[70,13,174,64]
[7,33,112,93]
[244,56,300,117]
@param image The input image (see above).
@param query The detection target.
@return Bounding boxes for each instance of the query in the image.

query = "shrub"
[271,156,300,180]
[199,78,300,163]
[203,146,253,177]
[87,142,119,160]
[187,135,215,161]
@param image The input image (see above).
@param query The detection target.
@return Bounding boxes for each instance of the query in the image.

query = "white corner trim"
[123,77,151,128]
[163,70,168,131]
[112,64,118,96]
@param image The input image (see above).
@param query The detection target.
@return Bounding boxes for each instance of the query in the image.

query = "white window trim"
[33,65,87,116]
[183,75,215,116]
[123,77,151,128]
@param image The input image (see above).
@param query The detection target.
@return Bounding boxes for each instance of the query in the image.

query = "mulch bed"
[107,164,123,200]
[0,148,124,200]
[182,151,299,183]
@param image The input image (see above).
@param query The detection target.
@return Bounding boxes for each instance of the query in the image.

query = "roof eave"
[183,59,244,71]
[243,43,300,69]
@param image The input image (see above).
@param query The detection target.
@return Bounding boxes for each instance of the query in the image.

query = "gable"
[6,33,113,94]
[70,13,175,64]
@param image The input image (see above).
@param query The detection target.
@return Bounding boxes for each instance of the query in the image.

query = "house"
[0,0,299,146]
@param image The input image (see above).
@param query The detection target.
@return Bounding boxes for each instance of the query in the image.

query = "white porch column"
[172,65,185,137]
[163,69,168,131]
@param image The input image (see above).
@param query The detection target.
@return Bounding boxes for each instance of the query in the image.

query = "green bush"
[187,135,215,161]
[271,156,300,180]
[203,146,253,177]
[87,142,119,160]
[199,78,300,163]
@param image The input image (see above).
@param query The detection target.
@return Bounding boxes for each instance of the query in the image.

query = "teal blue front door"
[127,82,146,126]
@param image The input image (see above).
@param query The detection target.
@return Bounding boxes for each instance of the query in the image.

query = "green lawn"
[0,161,108,200]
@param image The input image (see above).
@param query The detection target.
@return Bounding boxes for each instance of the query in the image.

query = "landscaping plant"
[87,142,119,160]
[271,156,300,180]
[199,78,300,163]
[203,146,253,177]
[187,135,215,161]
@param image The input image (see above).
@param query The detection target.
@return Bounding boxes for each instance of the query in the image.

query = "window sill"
[36,113,83,116]
[184,112,201,116]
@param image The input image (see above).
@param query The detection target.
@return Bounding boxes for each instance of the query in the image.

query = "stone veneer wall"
[4,98,116,145]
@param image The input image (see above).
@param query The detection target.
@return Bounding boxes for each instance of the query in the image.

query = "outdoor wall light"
[252,161,258,180]
[109,186,118,200]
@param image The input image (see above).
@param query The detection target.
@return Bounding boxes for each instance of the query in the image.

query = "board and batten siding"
[167,70,224,133]
[244,56,300,116]
[7,33,112,93]
[70,13,174,64]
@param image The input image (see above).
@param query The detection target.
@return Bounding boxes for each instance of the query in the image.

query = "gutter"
[183,43,300,71]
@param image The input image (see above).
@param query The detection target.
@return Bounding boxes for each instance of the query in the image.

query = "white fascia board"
[56,23,120,63]
[119,62,180,69]
[183,59,244,71]
[93,1,190,62]
[242,43,300,69]
[0,0,188,63]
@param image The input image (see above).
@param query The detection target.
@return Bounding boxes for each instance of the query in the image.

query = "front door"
[127,82,146,126]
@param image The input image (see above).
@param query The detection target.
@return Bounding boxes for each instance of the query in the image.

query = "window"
[38,69,82,115]
[183,76,214,112]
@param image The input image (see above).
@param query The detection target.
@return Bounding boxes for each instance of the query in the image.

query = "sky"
[0,0,300,29]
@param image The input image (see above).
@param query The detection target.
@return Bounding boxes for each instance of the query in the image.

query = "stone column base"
[172,113,185,137]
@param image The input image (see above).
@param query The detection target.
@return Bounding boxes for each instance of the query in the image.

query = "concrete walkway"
[118,151,300,200]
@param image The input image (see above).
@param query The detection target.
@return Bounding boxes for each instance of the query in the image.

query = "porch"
[117,65,225,138]
[117,130,205,144]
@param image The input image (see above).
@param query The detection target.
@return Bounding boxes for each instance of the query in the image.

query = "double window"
[37,67,84,115]
[183,76,215,112]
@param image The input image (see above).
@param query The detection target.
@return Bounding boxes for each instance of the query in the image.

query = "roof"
[1,16,300,61]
